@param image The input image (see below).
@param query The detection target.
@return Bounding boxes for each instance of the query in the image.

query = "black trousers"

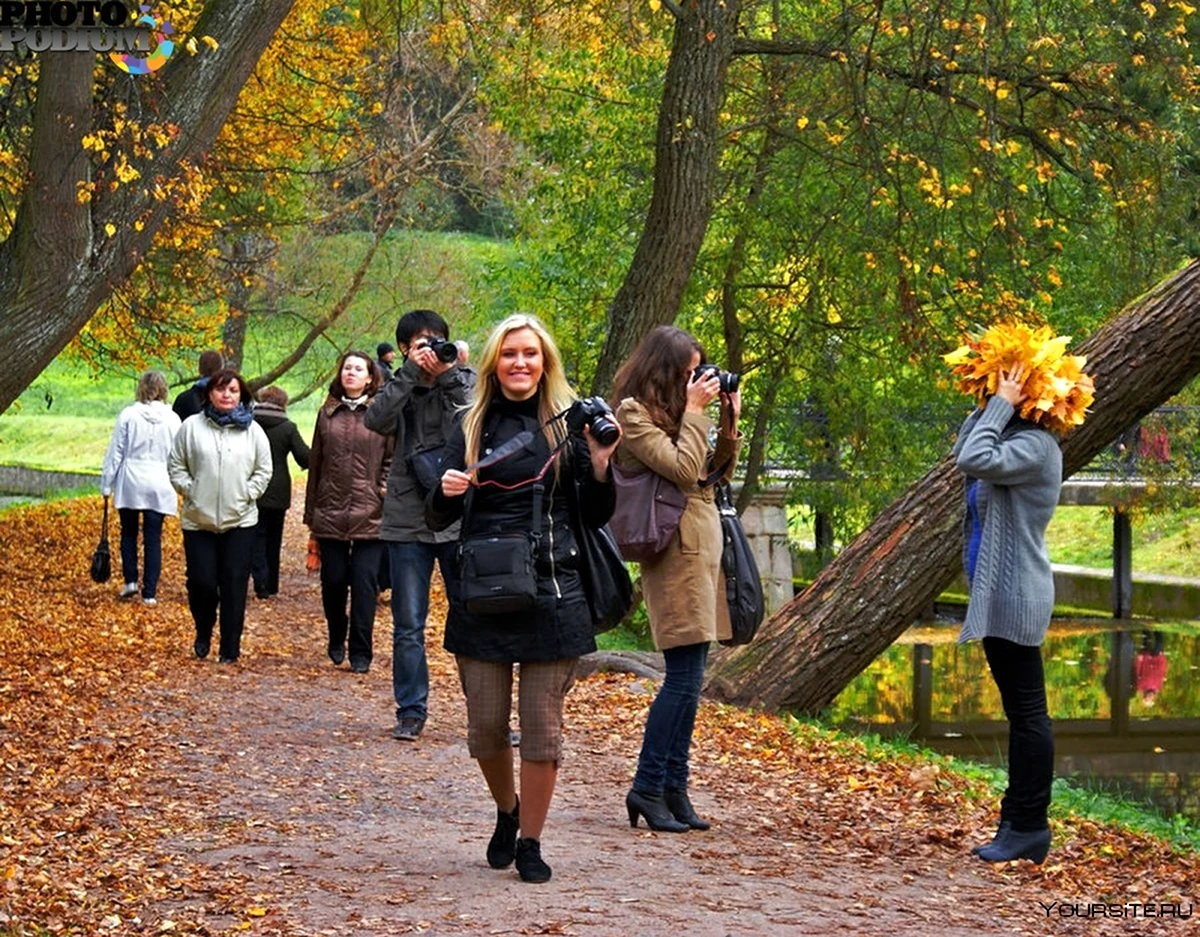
[250,507,287,597]
[983,636,1054,831]
[318,538,384,666]
[183,527,255,661]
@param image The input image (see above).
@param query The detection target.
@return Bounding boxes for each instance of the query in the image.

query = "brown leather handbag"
[608,464,687,562]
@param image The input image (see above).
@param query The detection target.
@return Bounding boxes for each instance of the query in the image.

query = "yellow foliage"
[942,320,1095,434]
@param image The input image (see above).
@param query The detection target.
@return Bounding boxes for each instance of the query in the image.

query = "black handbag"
[458,483,543,615]
[715,483,764,646]
[90,496,112,584]
[576,521,634,634]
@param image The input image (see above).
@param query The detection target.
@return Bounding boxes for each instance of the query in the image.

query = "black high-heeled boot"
[625,789,688,833]
[970,820,1011,856]
[976,825,1051,864]
[487,797,520,869]
[663,788,710,831]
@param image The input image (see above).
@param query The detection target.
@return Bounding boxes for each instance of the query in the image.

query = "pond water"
[831,620,1200,821]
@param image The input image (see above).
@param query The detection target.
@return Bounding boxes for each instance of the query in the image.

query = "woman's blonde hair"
[136,370,168,404]
[461,314,576,468]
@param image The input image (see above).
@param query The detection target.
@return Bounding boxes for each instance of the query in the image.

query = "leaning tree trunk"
[705,260,1200,713]
[589,0,742,397]
[0,0,297,415]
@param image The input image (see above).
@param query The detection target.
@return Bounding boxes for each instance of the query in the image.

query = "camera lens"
[720,372,739,394]
[590,415,620,447]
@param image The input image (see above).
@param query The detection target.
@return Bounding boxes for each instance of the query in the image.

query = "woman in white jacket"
[100,371,182,606]
[169,369,272,663]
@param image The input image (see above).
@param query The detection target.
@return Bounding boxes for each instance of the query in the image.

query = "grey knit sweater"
[953,396,1063,646]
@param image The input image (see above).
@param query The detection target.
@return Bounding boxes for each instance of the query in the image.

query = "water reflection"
[831,621,1200,821]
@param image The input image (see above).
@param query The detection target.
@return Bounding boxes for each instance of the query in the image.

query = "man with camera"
[364,309,476,741]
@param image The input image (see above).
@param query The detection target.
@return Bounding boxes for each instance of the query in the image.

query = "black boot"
[625,789,688,833]
[976,825,1051,864]
[971,820,1010,856]
[486,797,520,869]
[663,788,710,831]
[515,837,551,883]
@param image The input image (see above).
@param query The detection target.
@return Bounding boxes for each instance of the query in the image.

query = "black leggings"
[983,637,1054,831]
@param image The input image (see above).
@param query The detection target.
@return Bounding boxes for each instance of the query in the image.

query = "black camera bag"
[458,483,543,616]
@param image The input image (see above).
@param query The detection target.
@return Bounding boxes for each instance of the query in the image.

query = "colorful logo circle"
[110,5,174,74]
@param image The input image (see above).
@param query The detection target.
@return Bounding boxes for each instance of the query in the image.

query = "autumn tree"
[0,0,301,414]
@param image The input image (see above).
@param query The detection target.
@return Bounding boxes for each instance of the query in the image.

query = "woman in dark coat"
[251,385,311,599]
[428,314,620,884]
[305,352,393,673]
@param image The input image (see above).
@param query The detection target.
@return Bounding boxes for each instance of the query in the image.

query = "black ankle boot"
[663,788,710,830]
[976,825,1051,864]
[625,789,688,833]
[486,797,520,869]
[971,820,1011,856]
[515,837,551,883]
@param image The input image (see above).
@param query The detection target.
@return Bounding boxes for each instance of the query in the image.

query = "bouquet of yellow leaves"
[943,320,1095,435]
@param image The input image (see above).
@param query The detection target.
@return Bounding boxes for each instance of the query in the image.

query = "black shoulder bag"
[715,481,764,646]
[570,460,634,634]
[458,482,543,616]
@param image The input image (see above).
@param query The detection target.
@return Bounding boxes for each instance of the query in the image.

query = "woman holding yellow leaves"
[947,324,1092,866]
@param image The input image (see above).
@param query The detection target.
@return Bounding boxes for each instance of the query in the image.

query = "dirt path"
[3,502,1197,936]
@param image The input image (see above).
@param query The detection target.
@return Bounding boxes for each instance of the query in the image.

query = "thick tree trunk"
[590,0,742,396]
[706,261,1200,713]
[0,0,297,414]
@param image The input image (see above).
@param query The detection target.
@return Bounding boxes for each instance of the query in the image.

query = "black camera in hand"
[421,336,460,364]
[565,396,620,447]
[693,363,739,394]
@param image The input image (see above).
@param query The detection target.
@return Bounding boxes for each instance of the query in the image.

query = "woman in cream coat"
[611,325,741,833]
[169,369,272,663]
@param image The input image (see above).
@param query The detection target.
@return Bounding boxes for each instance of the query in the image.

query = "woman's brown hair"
[611,325,705,436]
[327,351,384,399]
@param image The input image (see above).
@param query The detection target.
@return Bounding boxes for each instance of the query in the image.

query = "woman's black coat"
[427,392,616,663]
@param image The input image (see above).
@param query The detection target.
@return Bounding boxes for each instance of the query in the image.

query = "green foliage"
[1,231,509,471]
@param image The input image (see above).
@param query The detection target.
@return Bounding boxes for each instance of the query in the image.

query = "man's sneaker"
[142,597,157,607]
[392,717,425,741]
[118,583,138,600]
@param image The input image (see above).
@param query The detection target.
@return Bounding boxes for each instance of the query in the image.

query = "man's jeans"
[389,540,459,721]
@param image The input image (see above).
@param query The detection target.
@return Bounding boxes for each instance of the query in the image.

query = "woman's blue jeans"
[632,641,710,795]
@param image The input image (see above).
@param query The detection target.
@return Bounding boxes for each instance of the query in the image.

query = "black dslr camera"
[565,396,620,446]
[693,363,739,394]
[421,336,459,364]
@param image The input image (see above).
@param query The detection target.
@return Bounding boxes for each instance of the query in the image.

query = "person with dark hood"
[250,385,311,600]
[376,342,397,381]
[172,350,224,421]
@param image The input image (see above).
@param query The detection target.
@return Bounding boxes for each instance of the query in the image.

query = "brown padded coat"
[304,397,394,541]
[613,398,742,651]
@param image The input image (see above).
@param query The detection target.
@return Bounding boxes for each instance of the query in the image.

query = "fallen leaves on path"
[0,497,1197,936]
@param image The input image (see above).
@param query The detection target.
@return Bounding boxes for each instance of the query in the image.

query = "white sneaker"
[142,598,157,607]
[119,583,138,600]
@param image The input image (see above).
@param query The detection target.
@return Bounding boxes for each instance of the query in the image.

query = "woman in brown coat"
[612,325,742,832]
[305,351,394,672]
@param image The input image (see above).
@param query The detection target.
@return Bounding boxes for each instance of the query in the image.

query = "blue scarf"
[204,402,254,429]
[966,479,983,585]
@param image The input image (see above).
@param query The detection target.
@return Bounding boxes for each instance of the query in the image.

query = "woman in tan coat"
[612,326,742,832]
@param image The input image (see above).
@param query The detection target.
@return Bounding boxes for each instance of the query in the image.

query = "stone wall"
[0,464,98,496]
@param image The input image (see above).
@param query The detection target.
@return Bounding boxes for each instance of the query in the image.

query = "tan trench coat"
[614,398,742,650]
